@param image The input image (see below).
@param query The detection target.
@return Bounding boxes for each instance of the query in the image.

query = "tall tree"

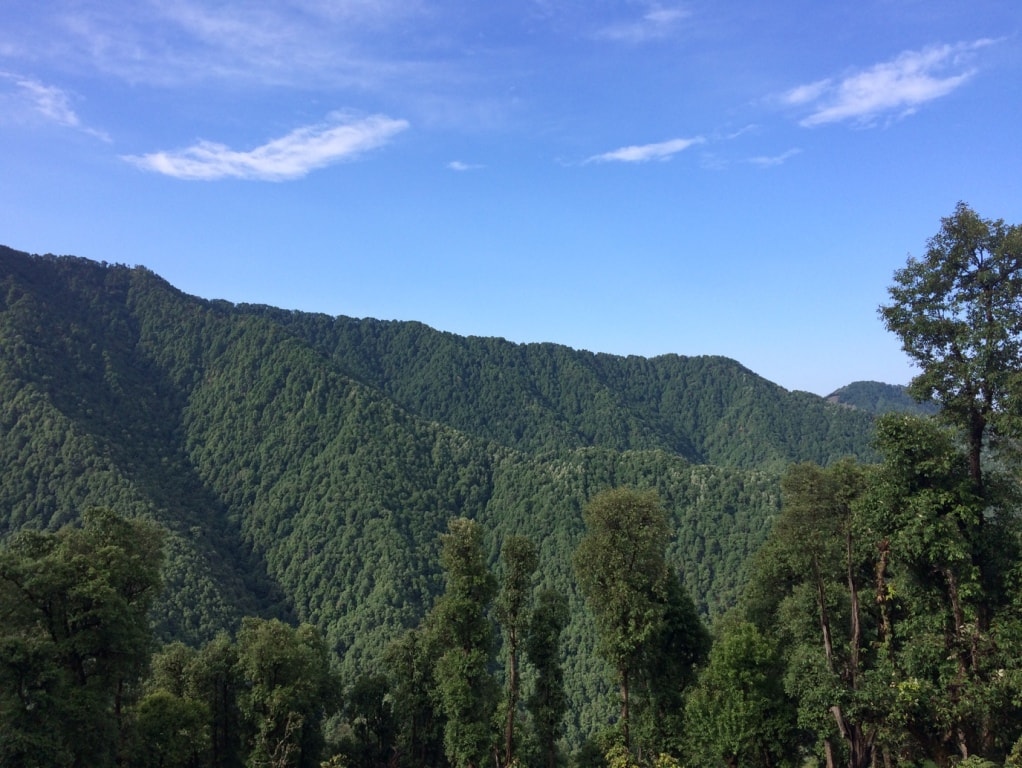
[746,460,878,768]
[860,414,1022,764]
[495,535,539,768]
[0,508,164,768]
[130,689,209,768]
[384,627,446,768]
[429,518,498,768]
[632,572,709,758]
[235,618,338,768]
[748,421,1022,767]
[191,633,247,768]
[880,202,1022,490]
[341,674,397,768]
[573,488,704,755]
[525,589,569,768]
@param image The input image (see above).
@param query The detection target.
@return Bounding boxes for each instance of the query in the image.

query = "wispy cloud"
[0,2,512,133]
[7,0,437,91]
[784,40,993,127]
[0,72,110,140]
[748,148,801,168]
[587,136,704,164]
[123,113,409,181]
[448,160,484,171]
[594,4,690,43]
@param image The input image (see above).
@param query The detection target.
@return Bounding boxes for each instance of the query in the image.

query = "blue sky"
[1,1,1020,395]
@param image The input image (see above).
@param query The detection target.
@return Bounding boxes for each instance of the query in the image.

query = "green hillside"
[0,245,879,744]
[826,380,938,416]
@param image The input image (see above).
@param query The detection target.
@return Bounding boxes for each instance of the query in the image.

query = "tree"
[880,202,1022,491]
[684,619,795,768]
[573,488,705,756]
[496,535,539,768]
[0,508,164,768]
[745,460,879,768]
[631,573,709,758]
[429,517,499,768]
[130,689,209,768]
[235,618,338,768]
[141,634,246,768]
[191,633,247,768]
[859,414,1022,764]
[384,627,446,768]
[336,673,396,768]
[747,420,1022,767]
[525,589,569,768]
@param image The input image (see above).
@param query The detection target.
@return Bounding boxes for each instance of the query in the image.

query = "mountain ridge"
[0,244,884,742]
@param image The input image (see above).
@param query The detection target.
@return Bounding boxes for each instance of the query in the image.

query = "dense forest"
[824,381,938,417]
[2,202,1021,767]
[0,239,873,726]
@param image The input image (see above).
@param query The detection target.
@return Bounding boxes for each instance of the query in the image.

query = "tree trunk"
[847,528,861,690]
[503,636,519,768]
[824,738,837,768]
[813,556,835,674]
[967,407,985,496]
[876,539,892,649]
[620,668,630,750]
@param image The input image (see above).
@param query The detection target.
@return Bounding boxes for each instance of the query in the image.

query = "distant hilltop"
[826,380,937,416]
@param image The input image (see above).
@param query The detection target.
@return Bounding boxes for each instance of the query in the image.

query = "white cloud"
[595,4,690,43]
[16,79,79,126]
[748,148,802,168]
[448,160,484,171]
[785,40,992,127]
[783,79,831,106]
[0,72,111,140]
[587,136,704,164]
[1,1,433,91]
[123,113,409,181]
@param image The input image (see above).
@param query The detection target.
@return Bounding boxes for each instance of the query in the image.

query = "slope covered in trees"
[0,244,878,747]
[826,380,938,416]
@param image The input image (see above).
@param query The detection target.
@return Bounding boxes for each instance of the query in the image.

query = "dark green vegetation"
[826,381,938,417]
[4,201,1020,767]
[0,509,164,766]
[737,203,1022,767]
[0,241,877,745]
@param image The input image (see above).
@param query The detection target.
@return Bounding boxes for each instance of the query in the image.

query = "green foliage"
[525,589,570,768]
[826,381,938,416]
[191,632,247,768]
[747,417,1022,766]
[574,489,672,682]
[573,489,707,757]
[880,202,1022,486]
[496,535,540,768]
[0,508,164,768]
[631,573,709,757]
[337,674,396,768]
[236,617,340,768]
[745,459,879,767]
[684,618,796,768]
[0,245,883,752]
[142,637,247,768]
[861,415,1022,763]
[130,689,210,768]
[384,627,446,768]
[428,518,499,768]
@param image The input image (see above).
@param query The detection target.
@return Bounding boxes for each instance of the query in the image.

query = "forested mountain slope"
[0,245,877,742]
[242,303,875,469]
[826,380,938,416]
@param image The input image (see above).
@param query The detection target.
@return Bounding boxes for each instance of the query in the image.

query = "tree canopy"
[880,201,1022,488]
